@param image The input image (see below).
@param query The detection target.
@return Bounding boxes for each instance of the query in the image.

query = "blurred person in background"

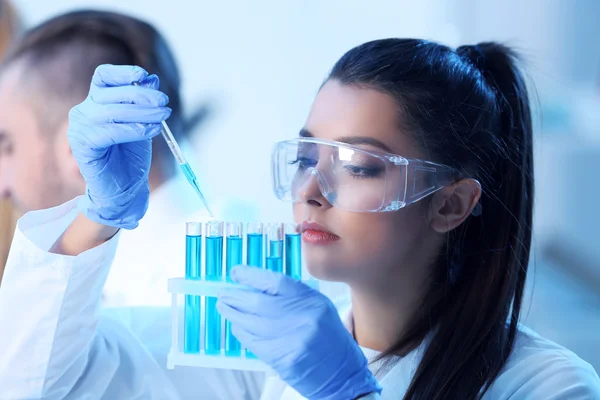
[0,0,22,281]
[0,10,264,399]
[0,10,221,305]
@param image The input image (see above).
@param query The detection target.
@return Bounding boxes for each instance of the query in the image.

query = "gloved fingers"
[217,299,283,338]
[230,265,311,297]
[105,122,163,144]
[229,324,268,354]
[69,123,162,150]
[229,319,307,368]
[218,287,285,319]
[229,266,284,296]
[91,65,149,88]
[226,323,263,356]
[85,104,172,125]
[136,74,160,90]
[90,85,169,107]
[115,140,154,166]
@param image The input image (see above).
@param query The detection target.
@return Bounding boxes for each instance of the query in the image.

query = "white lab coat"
[0,199,599,399]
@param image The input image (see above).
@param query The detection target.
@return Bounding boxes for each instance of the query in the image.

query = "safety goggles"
[271,138,459,213]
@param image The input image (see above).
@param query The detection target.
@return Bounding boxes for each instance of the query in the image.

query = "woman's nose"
[297,168,330,208]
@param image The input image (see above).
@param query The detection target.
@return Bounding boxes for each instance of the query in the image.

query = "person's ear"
[429,179,481,233]
[52,119,85,190]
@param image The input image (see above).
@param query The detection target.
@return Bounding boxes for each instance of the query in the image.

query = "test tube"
[266,223,284,273]
[225,223,243,356]
[245,222,265,359]
[204,221,224,355]
[246,222,264,268]
[285,223,302,280]
[184,222,202,354]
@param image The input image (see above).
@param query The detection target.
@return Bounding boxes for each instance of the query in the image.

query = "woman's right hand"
[68,64,171,230]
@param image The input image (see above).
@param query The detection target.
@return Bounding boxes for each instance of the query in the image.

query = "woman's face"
[294,80,443,288]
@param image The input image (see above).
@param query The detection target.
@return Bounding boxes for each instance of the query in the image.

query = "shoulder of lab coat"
[368,321,600,399]
[484,324,600,399]
[0,198,180,399]
[266,306,600,400]
[374,323,600,399]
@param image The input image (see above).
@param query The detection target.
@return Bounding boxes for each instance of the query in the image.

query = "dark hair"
[329,39,533,399]
[3,10,188,160]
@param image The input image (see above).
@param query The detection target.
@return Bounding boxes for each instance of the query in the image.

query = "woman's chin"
[305,257,352,283]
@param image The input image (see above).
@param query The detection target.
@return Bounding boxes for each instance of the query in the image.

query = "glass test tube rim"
[246,221,264,234]
[284,222,301,235]
[186,221,202,236]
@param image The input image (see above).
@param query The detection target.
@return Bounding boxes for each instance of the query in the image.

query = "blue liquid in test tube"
[225,223,243,357]
[266,223,283,273]
[184,222,202,354]
[205,221,224,355]
[245,223,264,359]
[246,222,264,268]
[285,224,302,280]
[266,242,283,272]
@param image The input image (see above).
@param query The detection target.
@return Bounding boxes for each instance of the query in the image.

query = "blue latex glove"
[68,64,171,229]
[217,266,381,400]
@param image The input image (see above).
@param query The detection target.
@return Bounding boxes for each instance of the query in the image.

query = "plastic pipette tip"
[192,181,215,218]
[201,198,215,218]
[183,167,214,218]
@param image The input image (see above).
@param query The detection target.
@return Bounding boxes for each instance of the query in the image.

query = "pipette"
[133,82,214,217]
[161,121,214,217]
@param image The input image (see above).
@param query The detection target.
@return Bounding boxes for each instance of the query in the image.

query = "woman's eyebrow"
[300,129,393,153]
[334,136,393,153]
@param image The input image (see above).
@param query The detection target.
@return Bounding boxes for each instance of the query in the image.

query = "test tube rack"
[167,221,318,372]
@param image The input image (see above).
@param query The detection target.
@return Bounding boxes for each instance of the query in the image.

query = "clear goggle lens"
[271,138,458,213]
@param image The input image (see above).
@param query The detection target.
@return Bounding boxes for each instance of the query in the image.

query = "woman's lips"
[301,221,340,244]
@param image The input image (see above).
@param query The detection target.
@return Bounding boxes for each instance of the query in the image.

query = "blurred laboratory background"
[7,0,600,371]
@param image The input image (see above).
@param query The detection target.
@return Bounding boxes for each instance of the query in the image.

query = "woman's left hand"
[217,266,381,400]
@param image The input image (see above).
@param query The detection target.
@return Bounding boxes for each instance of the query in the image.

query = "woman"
[217,40,600,399]
[0,39,598,399]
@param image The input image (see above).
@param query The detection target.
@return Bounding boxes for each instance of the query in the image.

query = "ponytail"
[406,42,533,399]
[329,38,534,399]
[456,42,534,345]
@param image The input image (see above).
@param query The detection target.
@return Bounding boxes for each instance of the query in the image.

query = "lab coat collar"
[341,307,431,390]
